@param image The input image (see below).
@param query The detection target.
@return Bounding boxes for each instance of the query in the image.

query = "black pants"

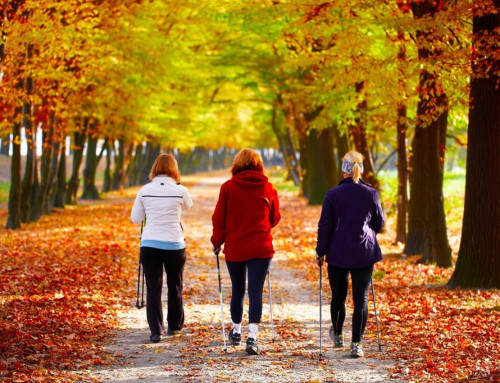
[140,247,186,336]
[226,258,271,324]
[327,264,373,343]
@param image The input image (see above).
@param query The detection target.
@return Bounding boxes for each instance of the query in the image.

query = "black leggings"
[226,258,271,324]
[327,264,373,343]
[140,247,186,336]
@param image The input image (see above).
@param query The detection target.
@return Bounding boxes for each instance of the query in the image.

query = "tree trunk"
[6,116,22,229]
[20,65,35,223]
[31,121,55,221]
[333,124,349,181]
[349,81,379,190]
[53,136,66,208]
[111,139,127,190]
[396,32,409,244]
[404,0,452,268]
[272,103,300,186]
[66,126,86,205]
[304,128,336,205]
[81,133,100,200]
[102,140,112,192]
[449,2,500,288]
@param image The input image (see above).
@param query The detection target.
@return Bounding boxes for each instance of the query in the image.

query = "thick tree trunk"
[81,134,100,200]
[140,142,161,184]
[66,127,86,205]
[6,117,22,229]
[304,128,336,205]
[404,0,452,268]
[349,81,379,190]
[449,2,500,288]
[396,103,409,244]
[111,139,131,190]
[396,32,409,244]
[20,72,35,223]
[31,123,55,221]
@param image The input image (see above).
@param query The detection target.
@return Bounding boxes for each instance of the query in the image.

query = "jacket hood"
[232,170,268,188]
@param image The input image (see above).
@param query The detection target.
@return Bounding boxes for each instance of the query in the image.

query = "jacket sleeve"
[211,184,228,247]
[370,191,385,234]
[131,191,145,224]
[181,185,193,211]
[316,194,333,256]
[269,187,281,228]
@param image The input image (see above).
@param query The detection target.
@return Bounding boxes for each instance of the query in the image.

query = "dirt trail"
[88,174,401,382]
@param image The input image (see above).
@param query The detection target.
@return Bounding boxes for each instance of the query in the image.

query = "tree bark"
[6,116,22,229]
[349,81,379,190]
[66,126,86,205]
[81,133,100,200]
[449,2,500,288]
[102,140,112,192]
[20,45,36,223]
[304,128,336,205]
[53,136,66,208]
[31,120,55,221]
[404,0,452,268]
[396,31,409,244]
[272,102,300,186]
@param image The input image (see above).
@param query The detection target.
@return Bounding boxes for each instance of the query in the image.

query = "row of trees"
[1,1,498,287]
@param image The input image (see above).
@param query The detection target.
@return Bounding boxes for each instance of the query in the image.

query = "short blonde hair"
[343,150,364,183]
[230,148,264,176]
[149,153,181,182]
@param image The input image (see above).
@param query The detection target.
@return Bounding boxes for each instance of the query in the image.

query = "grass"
[0,181,9,203]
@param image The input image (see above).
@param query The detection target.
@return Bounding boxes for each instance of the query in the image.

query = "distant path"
[88,172,401,382]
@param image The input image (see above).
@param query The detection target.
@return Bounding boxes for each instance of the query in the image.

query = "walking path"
[89,173,401,382]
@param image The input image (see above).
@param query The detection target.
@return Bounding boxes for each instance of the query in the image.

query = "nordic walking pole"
[319,258,323,360]
[214,246,227,352]
[267,271,275,342]
[371,277,382,352]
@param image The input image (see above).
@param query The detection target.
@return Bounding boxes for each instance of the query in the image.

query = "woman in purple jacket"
[316,150,384,358]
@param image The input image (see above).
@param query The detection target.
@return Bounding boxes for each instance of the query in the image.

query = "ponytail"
[352,162,361,183]
[341,150,364,183]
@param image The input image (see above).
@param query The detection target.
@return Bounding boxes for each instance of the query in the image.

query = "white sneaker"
[350,342,364,357]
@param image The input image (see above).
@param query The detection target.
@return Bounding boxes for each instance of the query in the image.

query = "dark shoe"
[166,328,182,337]
[245,337,259,355]
[150,334,162,343]
[329,326,344,348]
[228,329,241,346]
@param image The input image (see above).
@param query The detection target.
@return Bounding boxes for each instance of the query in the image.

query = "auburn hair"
[230,148,264,176]
[149,153,181,182]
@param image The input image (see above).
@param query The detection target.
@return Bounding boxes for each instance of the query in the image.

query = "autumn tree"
[448,1,500,288]
[403,0,452,267]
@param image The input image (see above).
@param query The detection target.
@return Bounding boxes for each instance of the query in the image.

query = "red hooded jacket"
[211,170,281,262]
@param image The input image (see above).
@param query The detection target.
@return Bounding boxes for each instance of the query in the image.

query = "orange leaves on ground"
[0,200,138,382]
[274,191,499,382]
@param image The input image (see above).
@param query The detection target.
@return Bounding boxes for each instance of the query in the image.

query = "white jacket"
[131,176,193,243]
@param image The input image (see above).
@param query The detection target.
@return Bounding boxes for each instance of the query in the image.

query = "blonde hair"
[230,148,264,176]
[343,150,364,183]
[149,153,181,182]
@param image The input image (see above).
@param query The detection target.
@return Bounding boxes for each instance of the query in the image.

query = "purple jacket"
[316,177,384,269]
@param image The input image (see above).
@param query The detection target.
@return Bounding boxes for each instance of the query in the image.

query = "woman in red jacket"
[211,148,281,355]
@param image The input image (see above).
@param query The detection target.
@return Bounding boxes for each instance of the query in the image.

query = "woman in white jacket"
[131,153,193,343]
